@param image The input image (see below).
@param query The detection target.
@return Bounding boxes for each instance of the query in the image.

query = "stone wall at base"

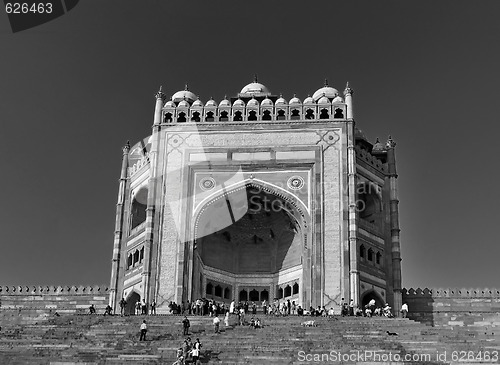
[0,285,109,315]
[402,287,500,331]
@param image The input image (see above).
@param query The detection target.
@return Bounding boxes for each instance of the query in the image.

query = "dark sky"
[1,1,499,289]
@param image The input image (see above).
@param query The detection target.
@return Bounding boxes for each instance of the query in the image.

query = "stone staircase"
[0,310,499,364]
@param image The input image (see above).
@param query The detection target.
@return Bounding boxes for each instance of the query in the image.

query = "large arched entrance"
[192,182,309,306]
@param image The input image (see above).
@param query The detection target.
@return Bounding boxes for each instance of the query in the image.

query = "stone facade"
[109,80,403,315]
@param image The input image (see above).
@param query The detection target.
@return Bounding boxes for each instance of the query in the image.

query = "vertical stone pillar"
[141,87,165,306]
[386,136,402,316]
[346,116,359,307]
[344,82,354,120]
[109,141,130,311]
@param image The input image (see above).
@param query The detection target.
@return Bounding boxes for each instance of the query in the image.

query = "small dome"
[275,95,287,105]
[313,86,339,101]
[205,98,217,107]
[233,98,245,107]
[219,98,230,107]
[303,96,315,104]
[247,97,259,107]
[164,100,176,108]
[261,97,273,107]
[372,138,386,152]
[172,87,198,103]
[192,99,204,108]
[317,96,331,105]
[178,99,190,108]
[289,96,302,105]
[332,96,344,103]
[240,82,271,96]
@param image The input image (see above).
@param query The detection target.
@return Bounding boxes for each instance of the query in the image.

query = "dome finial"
[184,83,189,91]
[386,135,396,148]
[254,74,258,83]
[324,78,328,87]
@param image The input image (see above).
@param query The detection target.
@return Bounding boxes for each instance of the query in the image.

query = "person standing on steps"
[139,320,147,341]
[192,338,202,365]
[182,316,190,336]
[400,302,408,318]
[213,313,220,333]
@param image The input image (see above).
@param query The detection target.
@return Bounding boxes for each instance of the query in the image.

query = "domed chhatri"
[239,75,272,97]
[171,84,198,104]
[312,79,339,102]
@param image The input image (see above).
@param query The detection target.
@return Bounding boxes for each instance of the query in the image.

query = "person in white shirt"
[400,303,409,318]
[139,320,147,341]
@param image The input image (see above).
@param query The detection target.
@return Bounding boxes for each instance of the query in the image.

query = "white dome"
[247,97,259,107]
[164,100,176,108]
[219,98,230,107]
[317,96,331,105]
[275,96,287,105]
[261,97,273,107]
[289,96,302,105]
[178,99,190,108]
[192,99,204,107]
[172,89,198,103]
[312,86,339,101]
[303,96,315,104]
[233,98,245,107]
[205,99,217,107]
[240,82,270,95]
[332,96,344,103]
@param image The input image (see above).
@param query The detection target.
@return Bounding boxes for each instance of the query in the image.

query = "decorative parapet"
[161,99,347,124]
[0,285,109,295]
[128,153,149,177]
[355,145,386,173]
[402,287,500,298]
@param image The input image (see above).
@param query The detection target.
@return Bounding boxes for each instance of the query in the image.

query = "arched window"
[214,285,222,297]
[131,188,148,230]
[233,111,243,121]
[278,287,283,299]
[164,112,173,123]
[191,111,200,122]
[219,111,228,121]
[292,283,299,295]
[367,248,374,262]
[360,244,366,259]
[334,108,344,118]
[239,289,248,302]
[260,289,269,301]
[291,109,300,119]
[262,110,272,121]
[127,254,133,269]
[177,112,186,123]
[319,108,329,119]
[140,246,144,262]
[249,289,259,301]
[205,111,214,122]
[248,110,257,121]
[305,109,314,119]
[133,250,140,265]
[206,282,213,295]
[284,285,291,297]
[224,287,231,299]
[277,109,286,120]
[376,251,382,265]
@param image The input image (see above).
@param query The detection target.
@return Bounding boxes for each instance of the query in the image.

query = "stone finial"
[386,135,396,148]
[344,81,353,96]
[155,86,166,101]
[324,78,328,87]
[123,140,131,154]
[254,74,258,83]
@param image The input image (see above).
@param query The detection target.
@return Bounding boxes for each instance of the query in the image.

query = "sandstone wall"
[402,287,500,331]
